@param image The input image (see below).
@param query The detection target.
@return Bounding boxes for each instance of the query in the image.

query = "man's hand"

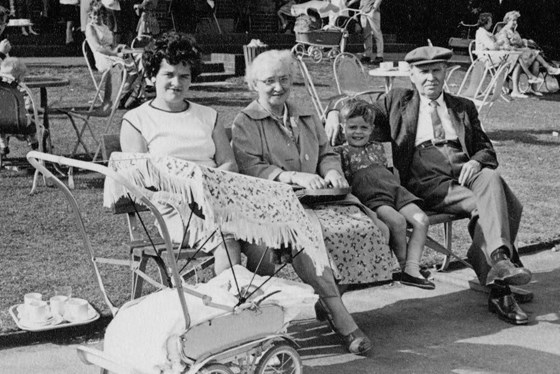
[0,39,12,55]
[458,160,482,186]
[323,169,349,188]
[325,111,341,146]
[292,172,328,190]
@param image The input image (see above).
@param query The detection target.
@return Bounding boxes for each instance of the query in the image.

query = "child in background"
[0,57,38,156]
[334,99,434,289]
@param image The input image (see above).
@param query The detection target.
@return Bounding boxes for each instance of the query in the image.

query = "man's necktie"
[429,100,445,140]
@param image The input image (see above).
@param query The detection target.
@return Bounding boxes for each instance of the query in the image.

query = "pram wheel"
[256,343,302,374]
[308,46,323,63]
[292,43,306,57]
[327,48,340,60]
[200,363,234,374]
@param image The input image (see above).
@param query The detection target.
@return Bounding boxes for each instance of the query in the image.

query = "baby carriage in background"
[27,151,319,374]
[292,5,364,63]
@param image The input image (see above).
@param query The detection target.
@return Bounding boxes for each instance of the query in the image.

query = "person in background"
[85,0,141,108]
[277,0,295,32]
[496,10,560,98]
[134,0,159,37]
[349,0,383,64]
[60,0,80,45]
[0,6,13,61]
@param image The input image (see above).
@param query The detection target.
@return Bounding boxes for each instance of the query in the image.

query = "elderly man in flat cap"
[325,45,532,325]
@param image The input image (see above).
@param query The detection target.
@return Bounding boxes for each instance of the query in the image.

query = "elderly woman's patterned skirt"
[313,204,393,284]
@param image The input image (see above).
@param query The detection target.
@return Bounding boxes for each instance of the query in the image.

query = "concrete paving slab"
[1,249,559,373]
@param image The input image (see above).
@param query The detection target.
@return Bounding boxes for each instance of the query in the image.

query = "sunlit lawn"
[1,59,559,334]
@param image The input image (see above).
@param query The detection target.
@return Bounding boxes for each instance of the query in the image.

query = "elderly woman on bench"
[231,49,393,356]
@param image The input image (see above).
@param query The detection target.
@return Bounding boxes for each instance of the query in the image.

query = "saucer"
[19,314,64,329]
[63,304,99,323]
[16,304,53,326]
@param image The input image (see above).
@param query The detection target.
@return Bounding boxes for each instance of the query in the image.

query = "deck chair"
[27,151,215,315]
[453,57,493,99]
[458,62,510,130]
[333,52,384,102]
[54,60,128,162]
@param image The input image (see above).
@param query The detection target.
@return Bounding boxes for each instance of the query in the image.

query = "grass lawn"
[1,60,559,335]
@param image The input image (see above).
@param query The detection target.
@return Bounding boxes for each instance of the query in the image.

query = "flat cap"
[404,46,453,66]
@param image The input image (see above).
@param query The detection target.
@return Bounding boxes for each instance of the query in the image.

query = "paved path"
[1,249,559,373]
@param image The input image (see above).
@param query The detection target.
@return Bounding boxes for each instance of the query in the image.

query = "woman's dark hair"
[477,12,493,27]
[143,32,202,80]
[339,99,377,126]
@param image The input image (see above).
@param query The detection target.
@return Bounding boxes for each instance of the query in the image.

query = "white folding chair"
[54,60,128,162]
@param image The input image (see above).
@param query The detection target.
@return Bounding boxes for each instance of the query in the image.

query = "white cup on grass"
[65,298,89,321]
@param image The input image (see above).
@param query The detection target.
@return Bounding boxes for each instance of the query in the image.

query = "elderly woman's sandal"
[315,300,373,355]
[343,328,373,355]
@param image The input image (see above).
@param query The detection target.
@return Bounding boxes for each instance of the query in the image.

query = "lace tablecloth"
[103,152,329,273]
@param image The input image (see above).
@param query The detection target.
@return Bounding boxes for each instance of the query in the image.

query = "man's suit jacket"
[373,88,498,187]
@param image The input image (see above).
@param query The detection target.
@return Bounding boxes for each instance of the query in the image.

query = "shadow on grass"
[489,129,560,146]
[535,92,560,102]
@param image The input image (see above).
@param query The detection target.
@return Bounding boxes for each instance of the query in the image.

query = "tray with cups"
[9,291,100,332]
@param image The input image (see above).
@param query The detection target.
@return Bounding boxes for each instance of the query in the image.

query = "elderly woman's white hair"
[503,10,521,23]
[245,49,298,91]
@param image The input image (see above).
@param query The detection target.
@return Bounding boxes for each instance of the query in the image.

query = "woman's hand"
[323,169,349,188]
[292,172,328,190]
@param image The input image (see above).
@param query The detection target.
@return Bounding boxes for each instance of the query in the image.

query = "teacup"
[398,61,410,72]
[380,61,393,70]
[65,298,89,321]
[24,292,42,306]
[24,300,50,323]
[49,295,68,316]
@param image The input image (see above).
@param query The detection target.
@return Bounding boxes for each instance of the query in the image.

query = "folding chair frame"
[332,52,384,102]
[57,60,128,162]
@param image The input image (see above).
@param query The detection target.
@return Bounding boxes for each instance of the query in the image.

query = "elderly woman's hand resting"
[290,169,349,190]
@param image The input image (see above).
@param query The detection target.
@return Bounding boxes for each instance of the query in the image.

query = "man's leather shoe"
[400,272,436,290]
[488,294,528,325]
[486,259,532,286]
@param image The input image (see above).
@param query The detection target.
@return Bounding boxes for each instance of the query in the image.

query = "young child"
[0,57,38,156]
[334,99,434,289]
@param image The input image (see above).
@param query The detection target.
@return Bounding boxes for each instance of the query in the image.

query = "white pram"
[28,151,323,374]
